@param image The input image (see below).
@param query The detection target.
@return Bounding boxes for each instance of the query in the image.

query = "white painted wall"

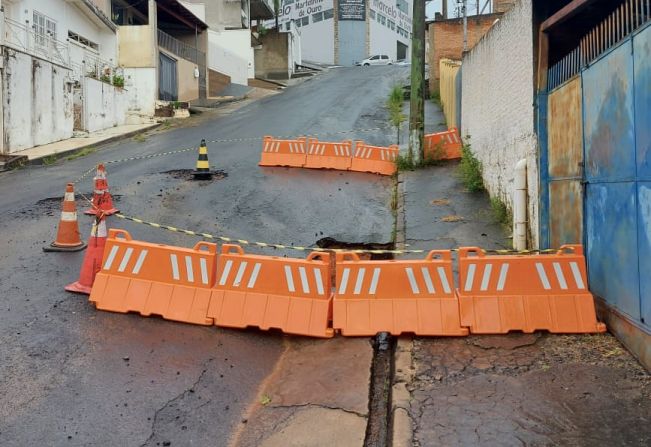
[208,29,254,85]
[369,0,412,60]
[460,0,539,247]
[83,77,127,132]
[122,67,157,118]
[3,0,117,69]
[2,48,73,152]
[301,19,334,64]
[264,0,335,65]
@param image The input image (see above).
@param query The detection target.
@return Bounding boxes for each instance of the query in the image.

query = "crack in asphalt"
[139,360,212,447]
[269,402,367,419]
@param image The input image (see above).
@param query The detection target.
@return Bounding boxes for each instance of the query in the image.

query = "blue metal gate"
[541,22,650,331]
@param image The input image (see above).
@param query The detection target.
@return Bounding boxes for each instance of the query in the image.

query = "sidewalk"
[393,109,651,446]
[13,123,160,162]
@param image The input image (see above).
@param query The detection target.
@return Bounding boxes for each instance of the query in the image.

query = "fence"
[158,29,206,66]
[439,58,462,129]
[547,0,651,90]
[3,17,69,67]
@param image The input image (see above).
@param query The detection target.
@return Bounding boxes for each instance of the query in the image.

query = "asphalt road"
[0,66,406,446]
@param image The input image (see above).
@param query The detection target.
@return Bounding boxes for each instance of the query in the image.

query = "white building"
[1,0,129,153]
[184,0,274,89]
[266,0,412,66]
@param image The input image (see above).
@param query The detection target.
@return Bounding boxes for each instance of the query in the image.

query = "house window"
[323,9,334,20]
[301,16,309,26]
[388,19,395,31]
[68,31,99,51]
[397,0,408,14]
[313,12,323,23]
[369,10,375,19]
[33,11,57,46]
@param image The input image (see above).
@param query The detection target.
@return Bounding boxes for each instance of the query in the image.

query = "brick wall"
[427,14,501,92]
[460,0,539,247]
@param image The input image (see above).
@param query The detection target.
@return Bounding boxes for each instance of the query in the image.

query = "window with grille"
[33,11,57,47]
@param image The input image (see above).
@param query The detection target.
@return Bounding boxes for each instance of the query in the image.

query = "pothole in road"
[315,237,396,446]
[15,194,124,218]
[161,169,228,182]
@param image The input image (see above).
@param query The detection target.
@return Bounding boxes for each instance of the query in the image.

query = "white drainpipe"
[514,159,528,251]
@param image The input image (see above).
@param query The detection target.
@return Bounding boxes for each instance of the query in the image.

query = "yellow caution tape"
[113,212,559,256]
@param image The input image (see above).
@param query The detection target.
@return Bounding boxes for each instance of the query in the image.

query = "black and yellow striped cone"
[193,139,212,179]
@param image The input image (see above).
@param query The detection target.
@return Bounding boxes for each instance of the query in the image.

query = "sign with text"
[338,0,366,21]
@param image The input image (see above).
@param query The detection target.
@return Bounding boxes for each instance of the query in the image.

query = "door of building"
[159,52,178,101]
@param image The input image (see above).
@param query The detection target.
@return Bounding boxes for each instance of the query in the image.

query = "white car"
[360,55,392,66]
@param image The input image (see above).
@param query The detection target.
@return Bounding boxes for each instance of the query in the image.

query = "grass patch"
[132,134,147,143]
[67,146,96,161]
[490,196,511,226]
[458,143,484,192]
[42,155,58,165]
[386,84,406,144]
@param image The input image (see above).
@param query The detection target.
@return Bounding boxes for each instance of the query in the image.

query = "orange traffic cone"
[85,163,118,216]
[43,183,87,252]
[65,217,107,295]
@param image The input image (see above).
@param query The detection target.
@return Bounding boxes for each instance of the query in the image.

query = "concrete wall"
[118,26,157,67]
[3,0,117,66]
[83,77,127,132]
[461,0,539,247]
[255,31,289,79]
[263,0,335,65]
[2,48,73,153]
[208,29,254,85]
[122,67,157,117]
[428,14,500,92]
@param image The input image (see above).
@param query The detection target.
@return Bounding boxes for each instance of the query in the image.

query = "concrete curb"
[391,172,416,446]
[392,337,415,447]
[27,123,162,166]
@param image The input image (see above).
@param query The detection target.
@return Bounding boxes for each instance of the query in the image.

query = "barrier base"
[44,241,87,252]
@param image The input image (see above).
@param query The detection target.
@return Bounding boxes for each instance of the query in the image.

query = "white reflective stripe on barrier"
[64,192,75,202]
[463,260,585,292]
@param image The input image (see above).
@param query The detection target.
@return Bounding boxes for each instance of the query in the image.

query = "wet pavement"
[0,66,407,446]
[398,156,651,446]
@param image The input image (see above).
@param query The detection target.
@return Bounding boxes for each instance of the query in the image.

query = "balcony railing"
[157,29,205,66]
[3,17,69,67]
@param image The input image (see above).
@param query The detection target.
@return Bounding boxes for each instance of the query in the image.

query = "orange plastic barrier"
[259,136,307,168]
[304,138,353,170]
[333,251,468,336]
[424,127,462,160]
[89,229,218,325]
[349,141,399,176]
[207,245,333,338]
[457,245,607,334]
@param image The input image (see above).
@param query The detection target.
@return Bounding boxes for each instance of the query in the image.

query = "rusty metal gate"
[540,20,651,331]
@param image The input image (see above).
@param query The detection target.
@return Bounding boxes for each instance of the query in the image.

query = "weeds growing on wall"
[67,146,96,161]
[490,196,512,227]
[458,142,485,192]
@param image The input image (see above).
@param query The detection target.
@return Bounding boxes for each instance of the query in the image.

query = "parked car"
[359,55,392,66]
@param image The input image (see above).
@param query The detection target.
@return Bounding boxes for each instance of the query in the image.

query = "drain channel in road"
[315,237,396,446]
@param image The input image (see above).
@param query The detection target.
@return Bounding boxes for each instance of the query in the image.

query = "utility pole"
[442,0,448,19]
[408,0,426,163]
[462,0,468,51]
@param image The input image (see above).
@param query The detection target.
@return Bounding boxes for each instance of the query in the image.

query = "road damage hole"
[15,194,124,218]
[162,169,227,182]
[314,237,396,446]
[315,237,395,260]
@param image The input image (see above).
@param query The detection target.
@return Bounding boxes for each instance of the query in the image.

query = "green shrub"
[386,85,406,144]
[458,143,484,192]
[113,75,124,88]
[490,196,511,225]
[431,89,441,107]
